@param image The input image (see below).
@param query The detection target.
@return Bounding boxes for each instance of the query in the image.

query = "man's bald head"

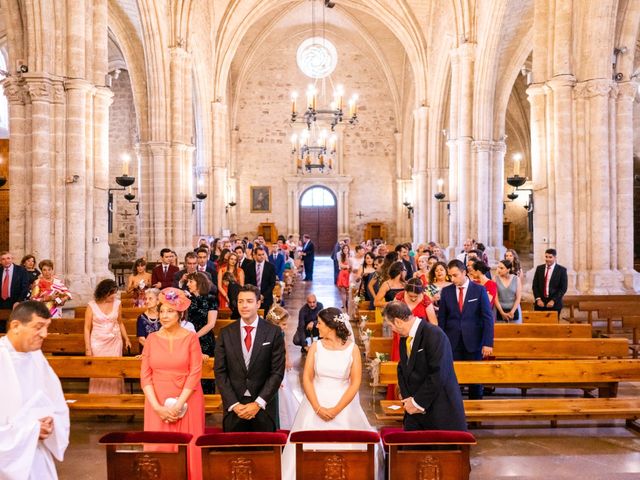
[306,294,318,307]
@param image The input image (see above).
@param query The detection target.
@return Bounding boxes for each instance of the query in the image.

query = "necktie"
[244,325,254,351]
[256,263,263,287]
[405,336,413,357]
[1,269,9,300]
[544,266,550,297]
[458,287,464,312]
[163,265,168,275]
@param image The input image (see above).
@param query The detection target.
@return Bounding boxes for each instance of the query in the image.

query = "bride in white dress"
[281,307,382,479]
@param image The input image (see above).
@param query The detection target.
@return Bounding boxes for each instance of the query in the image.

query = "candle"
[513,153,522,176]
[352,94,359,116]
[290,134,297,151]
[329,134,336,152]
[291,91,298,115]
[437,178,444,190]
[348,99,355,117]
[336,85,344,111]
[306,85,314,110]
[121,153,131,176]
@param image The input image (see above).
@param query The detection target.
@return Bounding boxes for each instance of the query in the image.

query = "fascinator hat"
[158,287,191,312]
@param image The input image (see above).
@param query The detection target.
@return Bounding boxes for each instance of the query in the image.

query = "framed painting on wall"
[250,186,271,213]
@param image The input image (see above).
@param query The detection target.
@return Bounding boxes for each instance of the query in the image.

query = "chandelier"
[287,0,360,174]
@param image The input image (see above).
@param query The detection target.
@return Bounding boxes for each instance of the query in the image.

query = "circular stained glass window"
[296,37,337,79]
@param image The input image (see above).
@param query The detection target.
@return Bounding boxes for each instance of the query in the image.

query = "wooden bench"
[74,306,146,319]
[377,359,640,429]
[565,295,640,321]
[578,301,640,326]
[357,310,376,322]
[522,310,558,323]
[47,318,236,338]
[362,322,591,340]
[39,334,141,355]
[48,356,222,414]
[366,337,629,360]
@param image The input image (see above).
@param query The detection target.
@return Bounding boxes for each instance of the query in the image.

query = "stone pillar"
[211,102,229,236]
[615,82,640,289]
[471,140,491,244]
[489,140,506,261]
[3,79,28,255]
[52,82,66,271]
[412,107,428,243]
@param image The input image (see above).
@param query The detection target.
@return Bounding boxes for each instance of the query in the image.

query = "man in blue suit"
[267,243,285,281]
[438,259,494,400]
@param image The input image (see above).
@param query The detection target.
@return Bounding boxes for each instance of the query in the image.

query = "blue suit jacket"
[437,281,494,353]
[268,252,285,280]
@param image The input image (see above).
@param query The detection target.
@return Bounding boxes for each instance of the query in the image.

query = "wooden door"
[299,206,337,255]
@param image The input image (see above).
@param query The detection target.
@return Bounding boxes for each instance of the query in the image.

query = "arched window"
[300,186,335,207]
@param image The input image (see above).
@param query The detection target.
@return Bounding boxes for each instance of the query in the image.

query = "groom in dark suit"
[438,259,494,400]
[383,301,467,431]
[214,284,285,432]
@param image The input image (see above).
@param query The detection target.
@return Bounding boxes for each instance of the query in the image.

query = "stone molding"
[490,140,507,153]
[2,78,27,105]
[573,79,613,99]
[616,81,637,101]
[64,78,95,92]
[546,75,576,91]
[471,140,492,153]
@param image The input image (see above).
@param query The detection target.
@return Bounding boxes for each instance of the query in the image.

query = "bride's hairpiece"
[333,312,350,325]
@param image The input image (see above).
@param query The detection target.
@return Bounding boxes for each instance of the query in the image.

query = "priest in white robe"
[0,301,69,480]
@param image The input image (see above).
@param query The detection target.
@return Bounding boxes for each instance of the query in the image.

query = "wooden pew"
[41,334,141,355]
[362,322,591,340]
[48,356,221,414]
[564,294,640,321]
[74,306,146,319]
[578,301,640,326]
[378,359,640,427]
[366,337,629,360]
[522,310,558,323]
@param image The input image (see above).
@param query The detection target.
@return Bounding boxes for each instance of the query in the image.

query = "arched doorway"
[299,186,337,255]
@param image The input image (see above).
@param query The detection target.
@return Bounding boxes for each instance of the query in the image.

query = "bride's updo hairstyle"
[318,307,351,344]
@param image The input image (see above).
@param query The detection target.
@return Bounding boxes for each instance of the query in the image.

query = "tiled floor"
[57,256,640,479]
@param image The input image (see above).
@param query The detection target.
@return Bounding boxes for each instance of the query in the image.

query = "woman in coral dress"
[30,259,71,318]
[141,287,205,480]
[84,279,132,393]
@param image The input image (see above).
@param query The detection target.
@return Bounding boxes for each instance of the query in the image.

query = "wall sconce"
[108,173,136,233]
[506,172,534,232]
[0,176,7,189]
[192,191,207,211]
[65,175,80,184]
[123,190,140,216]
[225,201,237,214]
[402,201,414,219]
[433,178,450,214]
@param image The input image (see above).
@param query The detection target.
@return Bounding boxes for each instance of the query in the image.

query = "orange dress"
[141,332,205,480]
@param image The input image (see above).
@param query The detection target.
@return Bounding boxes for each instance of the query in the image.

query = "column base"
[64,273,101,306]
[577,269,634,294]
[621,268,640,292]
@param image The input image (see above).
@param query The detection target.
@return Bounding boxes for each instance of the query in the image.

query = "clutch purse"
[164,397,188,418]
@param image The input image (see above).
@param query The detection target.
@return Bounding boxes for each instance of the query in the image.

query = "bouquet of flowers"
[375,352,389,362]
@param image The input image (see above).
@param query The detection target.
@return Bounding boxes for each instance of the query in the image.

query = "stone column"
[489,140,506,261]
[3,79,28,255]
[412,107,428,243]
[211,102,229,236]
[52,82,66,271]
[471,140,491,244]
[92,86,113,279]
[64,79,92,285]
[615,82,639,289]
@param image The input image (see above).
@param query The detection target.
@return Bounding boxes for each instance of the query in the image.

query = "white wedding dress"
[281,340,383,479]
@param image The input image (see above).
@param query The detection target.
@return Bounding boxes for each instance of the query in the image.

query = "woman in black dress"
[186,272,218,393]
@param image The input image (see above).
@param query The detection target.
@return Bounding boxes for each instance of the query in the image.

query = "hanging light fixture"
[288,0,360,174]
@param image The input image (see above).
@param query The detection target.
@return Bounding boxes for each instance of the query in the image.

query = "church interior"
[1,0,640,478]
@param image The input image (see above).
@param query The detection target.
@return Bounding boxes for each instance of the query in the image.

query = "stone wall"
[108,70,140,262]
[233,36,397,241]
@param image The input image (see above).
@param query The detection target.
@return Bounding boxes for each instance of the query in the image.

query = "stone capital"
[491,140,507,153]
[64,78,94,92]
[573,79,613,99]
[26,79,53,103]
[2,78,26,104]
[471,140,492,153]
[94,86,114,106]
[526,83,547,99]
[546,74,576,91]
[52,82,65,104]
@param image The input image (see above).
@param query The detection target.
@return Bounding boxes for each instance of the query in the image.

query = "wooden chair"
[99,431,192,480]
[381,427,476,480]
[289,430,379,480]
[196,429,288,479]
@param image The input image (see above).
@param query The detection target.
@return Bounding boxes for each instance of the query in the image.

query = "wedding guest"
[222,272,241,319]
[469,260,497,308]
[30,260,72,318]
[366,256,385,310]
[426,261,451,304]
[141,287,204,480]
[136,288,161,348]
[151,248,179,289]
[413,254,430,286]
[84,279,132,393]
[20,254,40,286]
[186,272,217,394]
[358,252,376,302]
[127,258,152,307]
[505,249,523,277]
[495,259,522,323]
[218,251,243,309]
[532,248,568,313]
[0,251,31,316]
[294,294,324,353]
[0,301,70,478]
[336,244,351,311]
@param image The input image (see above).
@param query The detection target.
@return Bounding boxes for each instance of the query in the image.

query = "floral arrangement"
[364,328,373,337]
[375,352,389,362]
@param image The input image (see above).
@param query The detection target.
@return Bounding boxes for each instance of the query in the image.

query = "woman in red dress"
[468,260,498,308]
[384,277,439,399]
[141,287,205,480]
[335,244,351,310]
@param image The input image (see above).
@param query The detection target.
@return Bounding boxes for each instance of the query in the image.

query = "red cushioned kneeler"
[381,429,476,480]
[196,431,288,480]
[98,431,192,480]
[289,430,380,480]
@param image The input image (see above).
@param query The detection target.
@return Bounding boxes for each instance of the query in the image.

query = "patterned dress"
[187,294,218,394]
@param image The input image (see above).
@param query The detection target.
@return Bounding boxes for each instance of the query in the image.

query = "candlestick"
[121,153,131,176]
[291,92,298,115]
[513,152,522,176]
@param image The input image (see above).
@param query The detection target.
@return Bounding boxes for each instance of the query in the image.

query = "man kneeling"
[0,301,70,479]
[383,301,467,431]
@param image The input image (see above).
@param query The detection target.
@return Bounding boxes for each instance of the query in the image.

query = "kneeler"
[196,428,288,480]
[99,431,192,480]
[289,429,380,480]
[381,427,476,480]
